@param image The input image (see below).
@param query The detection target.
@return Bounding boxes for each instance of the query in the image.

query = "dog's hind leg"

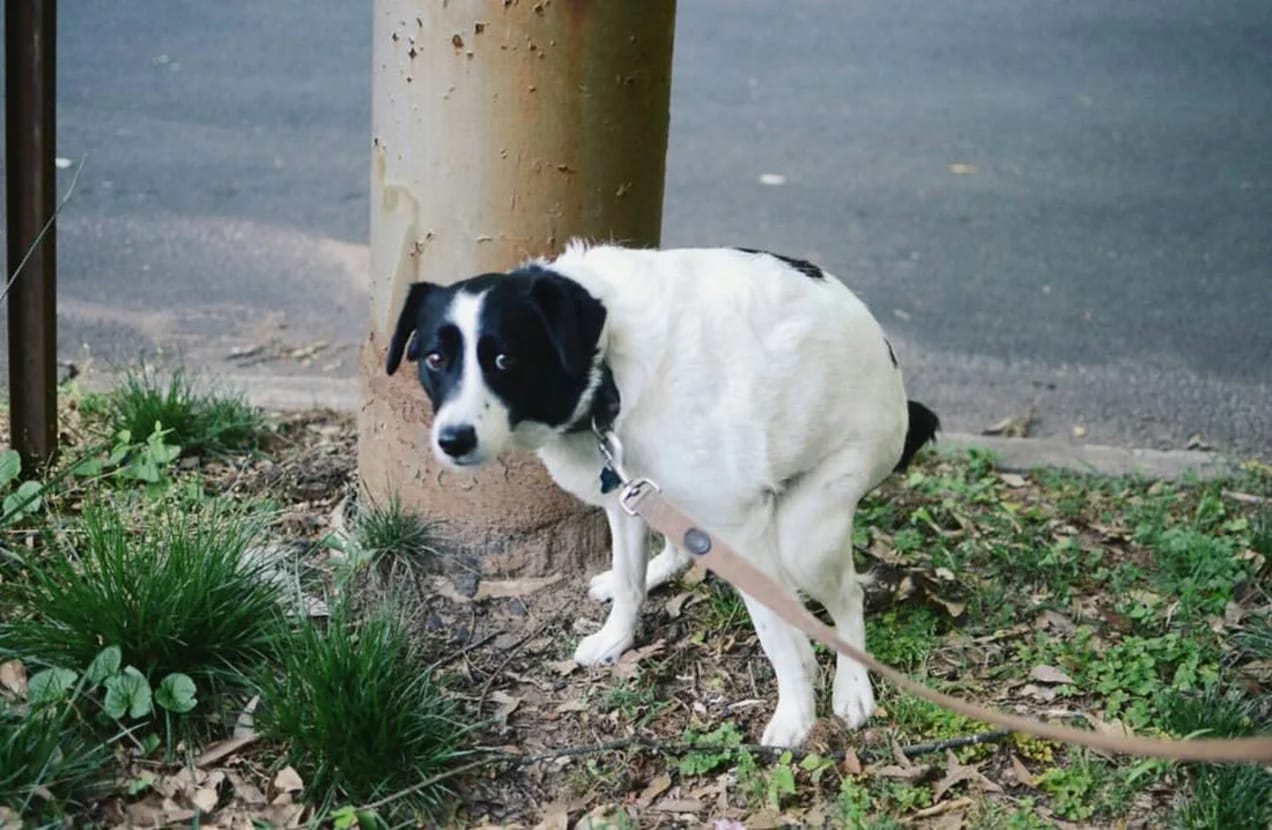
[719,510,819,747]
[775,451,880,729]
[588,537,692,602]
[575,506,649,666]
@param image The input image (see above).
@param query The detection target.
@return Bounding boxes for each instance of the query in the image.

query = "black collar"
[566,362,619,434]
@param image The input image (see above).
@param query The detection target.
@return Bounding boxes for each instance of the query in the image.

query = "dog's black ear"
[529,271,606,375]
[386,282,437,375]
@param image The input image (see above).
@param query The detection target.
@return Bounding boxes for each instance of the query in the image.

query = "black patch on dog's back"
[895,401,940,472]
[735,247,825,280]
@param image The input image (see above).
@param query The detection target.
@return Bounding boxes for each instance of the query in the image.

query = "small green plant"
[677,721,749,777]
[0,500,284,691]
[254,598,467,820]
[697,579,748,632]
[972,798,1051,830]
[70,423,183,495]
[832,776,873,829]
[92,366,266,457]
[601,678,668,728]
[865,606,942,671]
[23,646,199,756]
[0,449,44,526]
[1036,752,1118,821]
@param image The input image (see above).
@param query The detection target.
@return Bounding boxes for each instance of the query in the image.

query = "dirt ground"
[75,408,1267,829]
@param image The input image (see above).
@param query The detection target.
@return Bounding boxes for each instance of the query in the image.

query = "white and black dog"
[386,241,939,747]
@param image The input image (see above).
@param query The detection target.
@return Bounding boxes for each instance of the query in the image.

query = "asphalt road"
[2,1,1269,457]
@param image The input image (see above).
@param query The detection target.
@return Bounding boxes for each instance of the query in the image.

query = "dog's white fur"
[446,242,910,747]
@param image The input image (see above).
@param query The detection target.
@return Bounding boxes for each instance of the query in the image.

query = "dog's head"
[385,266,607,467]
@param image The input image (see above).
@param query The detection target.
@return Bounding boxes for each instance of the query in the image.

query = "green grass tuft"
[254,598,468,820]
[352,490,443,566]
[1164,688,1272,830]
[0,500,284,690]
[0,697,108,821]
[92,367,267,457]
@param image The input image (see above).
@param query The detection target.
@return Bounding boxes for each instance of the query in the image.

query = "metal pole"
[359,0,676,574]
[5,0,59,469]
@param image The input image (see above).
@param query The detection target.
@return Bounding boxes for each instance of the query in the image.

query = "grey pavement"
[2,0,1270,459]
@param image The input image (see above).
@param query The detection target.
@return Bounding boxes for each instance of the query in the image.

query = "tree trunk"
[358,0,676,577]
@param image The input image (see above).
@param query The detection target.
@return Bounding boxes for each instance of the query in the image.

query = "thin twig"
[475,621,551,714]
[426,631,497,675]
[0,154,88,306]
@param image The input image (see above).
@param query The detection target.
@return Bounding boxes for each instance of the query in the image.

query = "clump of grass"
[1164,689,1272,830]
[351,490,442,566]
[254,599,468,820]
[0,500,284,689]
[0,698,108,821]
[92,366,266,456]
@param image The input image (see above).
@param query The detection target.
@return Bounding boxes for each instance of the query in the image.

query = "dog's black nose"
[437,425,477,458]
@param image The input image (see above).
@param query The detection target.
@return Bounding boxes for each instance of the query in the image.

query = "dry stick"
[0,154,87,306]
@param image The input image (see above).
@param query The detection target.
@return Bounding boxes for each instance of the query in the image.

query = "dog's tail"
[894,400,941,472]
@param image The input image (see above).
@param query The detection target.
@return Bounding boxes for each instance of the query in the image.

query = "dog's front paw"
[573,621,635,666]
[760,701,816,748]
[833,667,876,729]
[588,570,619,603]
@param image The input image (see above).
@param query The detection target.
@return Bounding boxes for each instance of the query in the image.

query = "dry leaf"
[911,796,974,820]
[999,472,1027,488]
[681,563,708,586]
[636,773,671,807]
[489,690,522,723]
[1029,665,1076,685]
[547,659,578,676]
[0,806,20,830]
[866,763,930,781]
[652,798,705,813]
[273,766,304,793]
[532,802,571,830]
[191,786,219,812]
[227,770,267,806]
[931,751,1003,802]
[841,746,863,776]
[1010,754,1037,788]
[983,410,1036,438]
[552,700,587,716]
[0,661,27,699]
[196,734,258,767]
[666,591,696,619]
[234,695,259,739]
[475,574,562,600]
[425,575,472,605]
[1082,711,1135,758]
[612,639,666,680]
[1238,659,1272,685]
[1223,601,1247,626]
[743,808,784,828]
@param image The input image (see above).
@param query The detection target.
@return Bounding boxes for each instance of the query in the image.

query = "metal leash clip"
[592,419,661,515]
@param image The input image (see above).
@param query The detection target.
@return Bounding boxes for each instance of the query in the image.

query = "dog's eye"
[494,353,514,372]
[424,351,446,371]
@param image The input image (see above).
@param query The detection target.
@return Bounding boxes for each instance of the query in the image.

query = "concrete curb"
[190,373,1244,483]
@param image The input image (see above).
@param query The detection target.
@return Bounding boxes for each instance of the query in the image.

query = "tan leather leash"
[594,428,1272,764]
